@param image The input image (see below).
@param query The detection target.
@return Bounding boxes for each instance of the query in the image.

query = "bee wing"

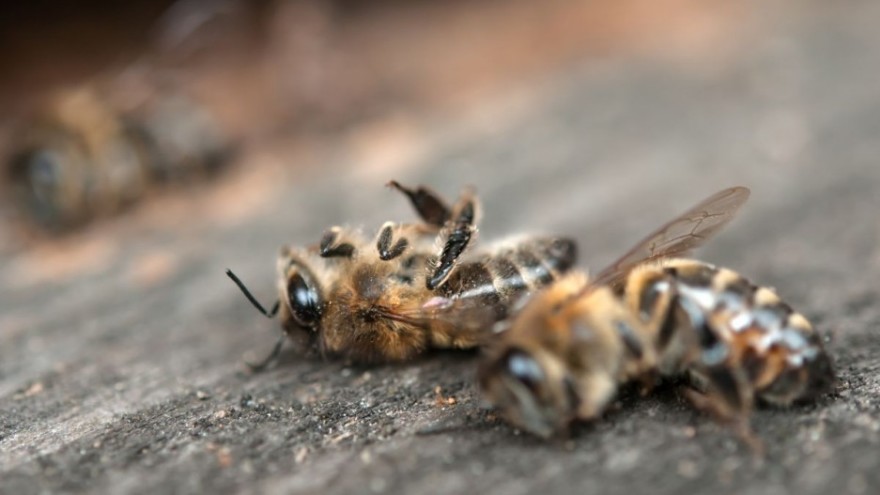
[589,186,751,291]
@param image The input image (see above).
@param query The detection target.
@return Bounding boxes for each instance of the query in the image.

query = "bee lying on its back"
[5,84,233,231]
[227,181,577,367]
[479,186,835,448]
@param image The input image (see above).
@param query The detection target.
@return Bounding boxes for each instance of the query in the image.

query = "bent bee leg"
[387,180,451,227]
[243,334,286,372]
[376,221,410,260]
[320,226,356,258]
[624,265,697,376]
[629,261,765,452]
[684,366,762,455]
[427,188,480,290]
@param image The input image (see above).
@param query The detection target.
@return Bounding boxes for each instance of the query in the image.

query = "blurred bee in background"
[4,78,234,231]
[479,186,835,449]
[227,181,577,368]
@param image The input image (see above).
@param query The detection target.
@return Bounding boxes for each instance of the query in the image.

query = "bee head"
[316,263,428,363]
[8,142,85,228]
[479,346,579,438]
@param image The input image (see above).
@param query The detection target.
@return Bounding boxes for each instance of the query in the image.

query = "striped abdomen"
[625,259,834,412]
[437,237,577,321]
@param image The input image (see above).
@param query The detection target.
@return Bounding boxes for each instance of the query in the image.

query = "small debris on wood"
[434,386,457,407]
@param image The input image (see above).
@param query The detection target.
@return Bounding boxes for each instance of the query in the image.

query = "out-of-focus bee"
[226,181,577,368]
[5,83,233,230]
[479,187,835,447]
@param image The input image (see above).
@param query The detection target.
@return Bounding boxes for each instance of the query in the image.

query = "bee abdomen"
[439,237,577,320]
[439,262,506,319]
[498,237,576,288]
[630,259,834,404]
[492,237,576,298]
[710,272,833,402]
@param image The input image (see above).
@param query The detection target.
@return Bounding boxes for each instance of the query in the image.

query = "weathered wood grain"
[2,2,880,494]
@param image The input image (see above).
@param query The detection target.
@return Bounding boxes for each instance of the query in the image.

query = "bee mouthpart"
[370,307,426,327]
[422,296,453,310]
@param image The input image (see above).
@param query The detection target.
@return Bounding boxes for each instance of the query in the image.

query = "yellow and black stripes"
[626,258,834,418]
[437,238,577,321]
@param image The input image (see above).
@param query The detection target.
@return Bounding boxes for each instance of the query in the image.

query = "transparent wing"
[589,186,750,291]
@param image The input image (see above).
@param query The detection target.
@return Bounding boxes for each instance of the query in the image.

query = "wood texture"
[2,2,880,494]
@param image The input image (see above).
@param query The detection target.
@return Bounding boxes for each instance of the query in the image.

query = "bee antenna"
[225,269,280,318]
[245,333,285,372]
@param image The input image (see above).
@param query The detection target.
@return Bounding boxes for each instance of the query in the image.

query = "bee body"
[231,182,577,366]
[627,259,834,414]
[6,84,233,230]
[479,186,835,442]
[436,236,579,321]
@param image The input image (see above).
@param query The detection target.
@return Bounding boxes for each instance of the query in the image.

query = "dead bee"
[6,87,149,228]
[5,84,232,230]
[226,181,577,368]
[479,186,835,446]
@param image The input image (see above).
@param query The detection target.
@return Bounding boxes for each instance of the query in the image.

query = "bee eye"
[9,149,73,226]
[286,272,321,327]
[12,149,64,201]
[25,150,63,187]
[503,349,544,392]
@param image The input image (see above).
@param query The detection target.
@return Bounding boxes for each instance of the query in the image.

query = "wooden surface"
[2,2,880,494]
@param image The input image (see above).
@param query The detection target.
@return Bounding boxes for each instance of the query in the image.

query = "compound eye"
[286,271,322,327]
[9,149,72,226]
[503,349,545,393]
[12,149,65,203]
[26,151,63,191]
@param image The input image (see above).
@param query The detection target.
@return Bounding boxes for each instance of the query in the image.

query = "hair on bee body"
[227,181,578,368]
[479,186,835,451]
[5,82,234,231]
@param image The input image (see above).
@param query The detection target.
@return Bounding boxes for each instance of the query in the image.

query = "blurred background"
[2,1,880,493]
[0,0,762,285]
[1,0,738,131]
[0,0,745,237]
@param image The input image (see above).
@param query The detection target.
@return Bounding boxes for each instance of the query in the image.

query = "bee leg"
[320,226,356,258]
[426,190,479,290]
[376,221,410,260]
[387,180,451,227]
[683,367,764,455]
[637,371,659,396]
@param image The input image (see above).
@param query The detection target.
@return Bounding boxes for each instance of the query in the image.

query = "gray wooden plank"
[2,2,879,494]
